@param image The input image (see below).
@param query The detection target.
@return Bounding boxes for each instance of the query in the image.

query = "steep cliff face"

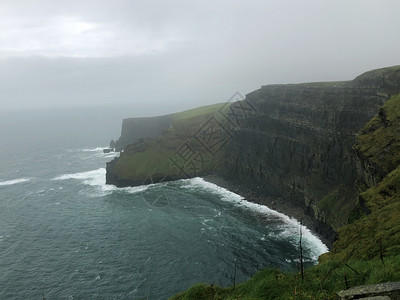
[218,66,400,239]
[114,115,173,151]
[107,66,400,245]
[321,91,400,261]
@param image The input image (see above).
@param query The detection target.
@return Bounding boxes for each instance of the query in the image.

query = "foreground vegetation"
[170,255,400,300]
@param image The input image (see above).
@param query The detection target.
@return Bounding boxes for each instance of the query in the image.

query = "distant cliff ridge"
[106,66,400,246]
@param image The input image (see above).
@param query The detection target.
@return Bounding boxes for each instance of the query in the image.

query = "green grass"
[312,184,357,230]
[294,81,348,87]
[171,102,231,134]
[332,201,400,260]
[173,103,227,121]
[354,94,400,177]
[113,102,229,182]
[361,165,400,212]
[170,255,400,300]
[317,190,340,211]
[320,94,400,262]
[115,142,175,179]
[321,165,400,262]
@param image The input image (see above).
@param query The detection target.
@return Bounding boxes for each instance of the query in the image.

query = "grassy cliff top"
[173,102,226,121]
[113,102,229,182]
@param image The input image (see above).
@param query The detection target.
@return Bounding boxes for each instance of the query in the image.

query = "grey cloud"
[0,0,400,113]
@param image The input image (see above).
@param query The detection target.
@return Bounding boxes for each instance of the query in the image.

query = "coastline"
[202,174,332,249]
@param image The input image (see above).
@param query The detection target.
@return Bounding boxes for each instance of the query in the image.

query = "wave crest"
[0,178,30,186]
[80,147,108,152]
[53,168,148,195]
[185,177,329,258]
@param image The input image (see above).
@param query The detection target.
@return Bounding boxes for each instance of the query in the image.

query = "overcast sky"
[1,0,400,115]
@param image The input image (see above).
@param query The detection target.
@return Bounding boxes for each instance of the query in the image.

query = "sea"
[0,106,328,299]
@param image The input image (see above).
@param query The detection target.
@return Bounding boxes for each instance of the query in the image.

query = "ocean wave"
[53,168,106,185]
[0,178,30,186]
[182,177,244,202]
[103,153,119,159]
[184,177,329,258]
[80,147,108,152]
[53,168,149,195]
[66,147,119,161]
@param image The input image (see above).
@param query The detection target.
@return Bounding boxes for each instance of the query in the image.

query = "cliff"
[106,66,400,247]
[114,114,173,151]
[217,67,400,243]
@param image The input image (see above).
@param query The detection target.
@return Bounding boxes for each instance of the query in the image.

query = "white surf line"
[80,147,109,152]
[0,178,30,186]
[185,177,329,257]
[53,168,150,194]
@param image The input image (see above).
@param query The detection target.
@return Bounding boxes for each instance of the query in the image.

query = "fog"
[1,0,400,115]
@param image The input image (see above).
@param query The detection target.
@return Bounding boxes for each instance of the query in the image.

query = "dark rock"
[109,139,116,149]
[337,281,400,299]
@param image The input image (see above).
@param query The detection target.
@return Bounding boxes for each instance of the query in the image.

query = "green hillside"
[113,103,228,183]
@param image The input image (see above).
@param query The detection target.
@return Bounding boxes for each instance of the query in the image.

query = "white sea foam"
[78,147,120,160]
[183,177,243,202]
[185,177,329,258]
[54,168,106,186]
[66,147,119,162]
[80,147,108,152]
[0,178,30,186]
[104,153,118,159]
[53,168,149,195]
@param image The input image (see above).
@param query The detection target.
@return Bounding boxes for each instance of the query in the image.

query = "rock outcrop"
[337,281,400,299]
